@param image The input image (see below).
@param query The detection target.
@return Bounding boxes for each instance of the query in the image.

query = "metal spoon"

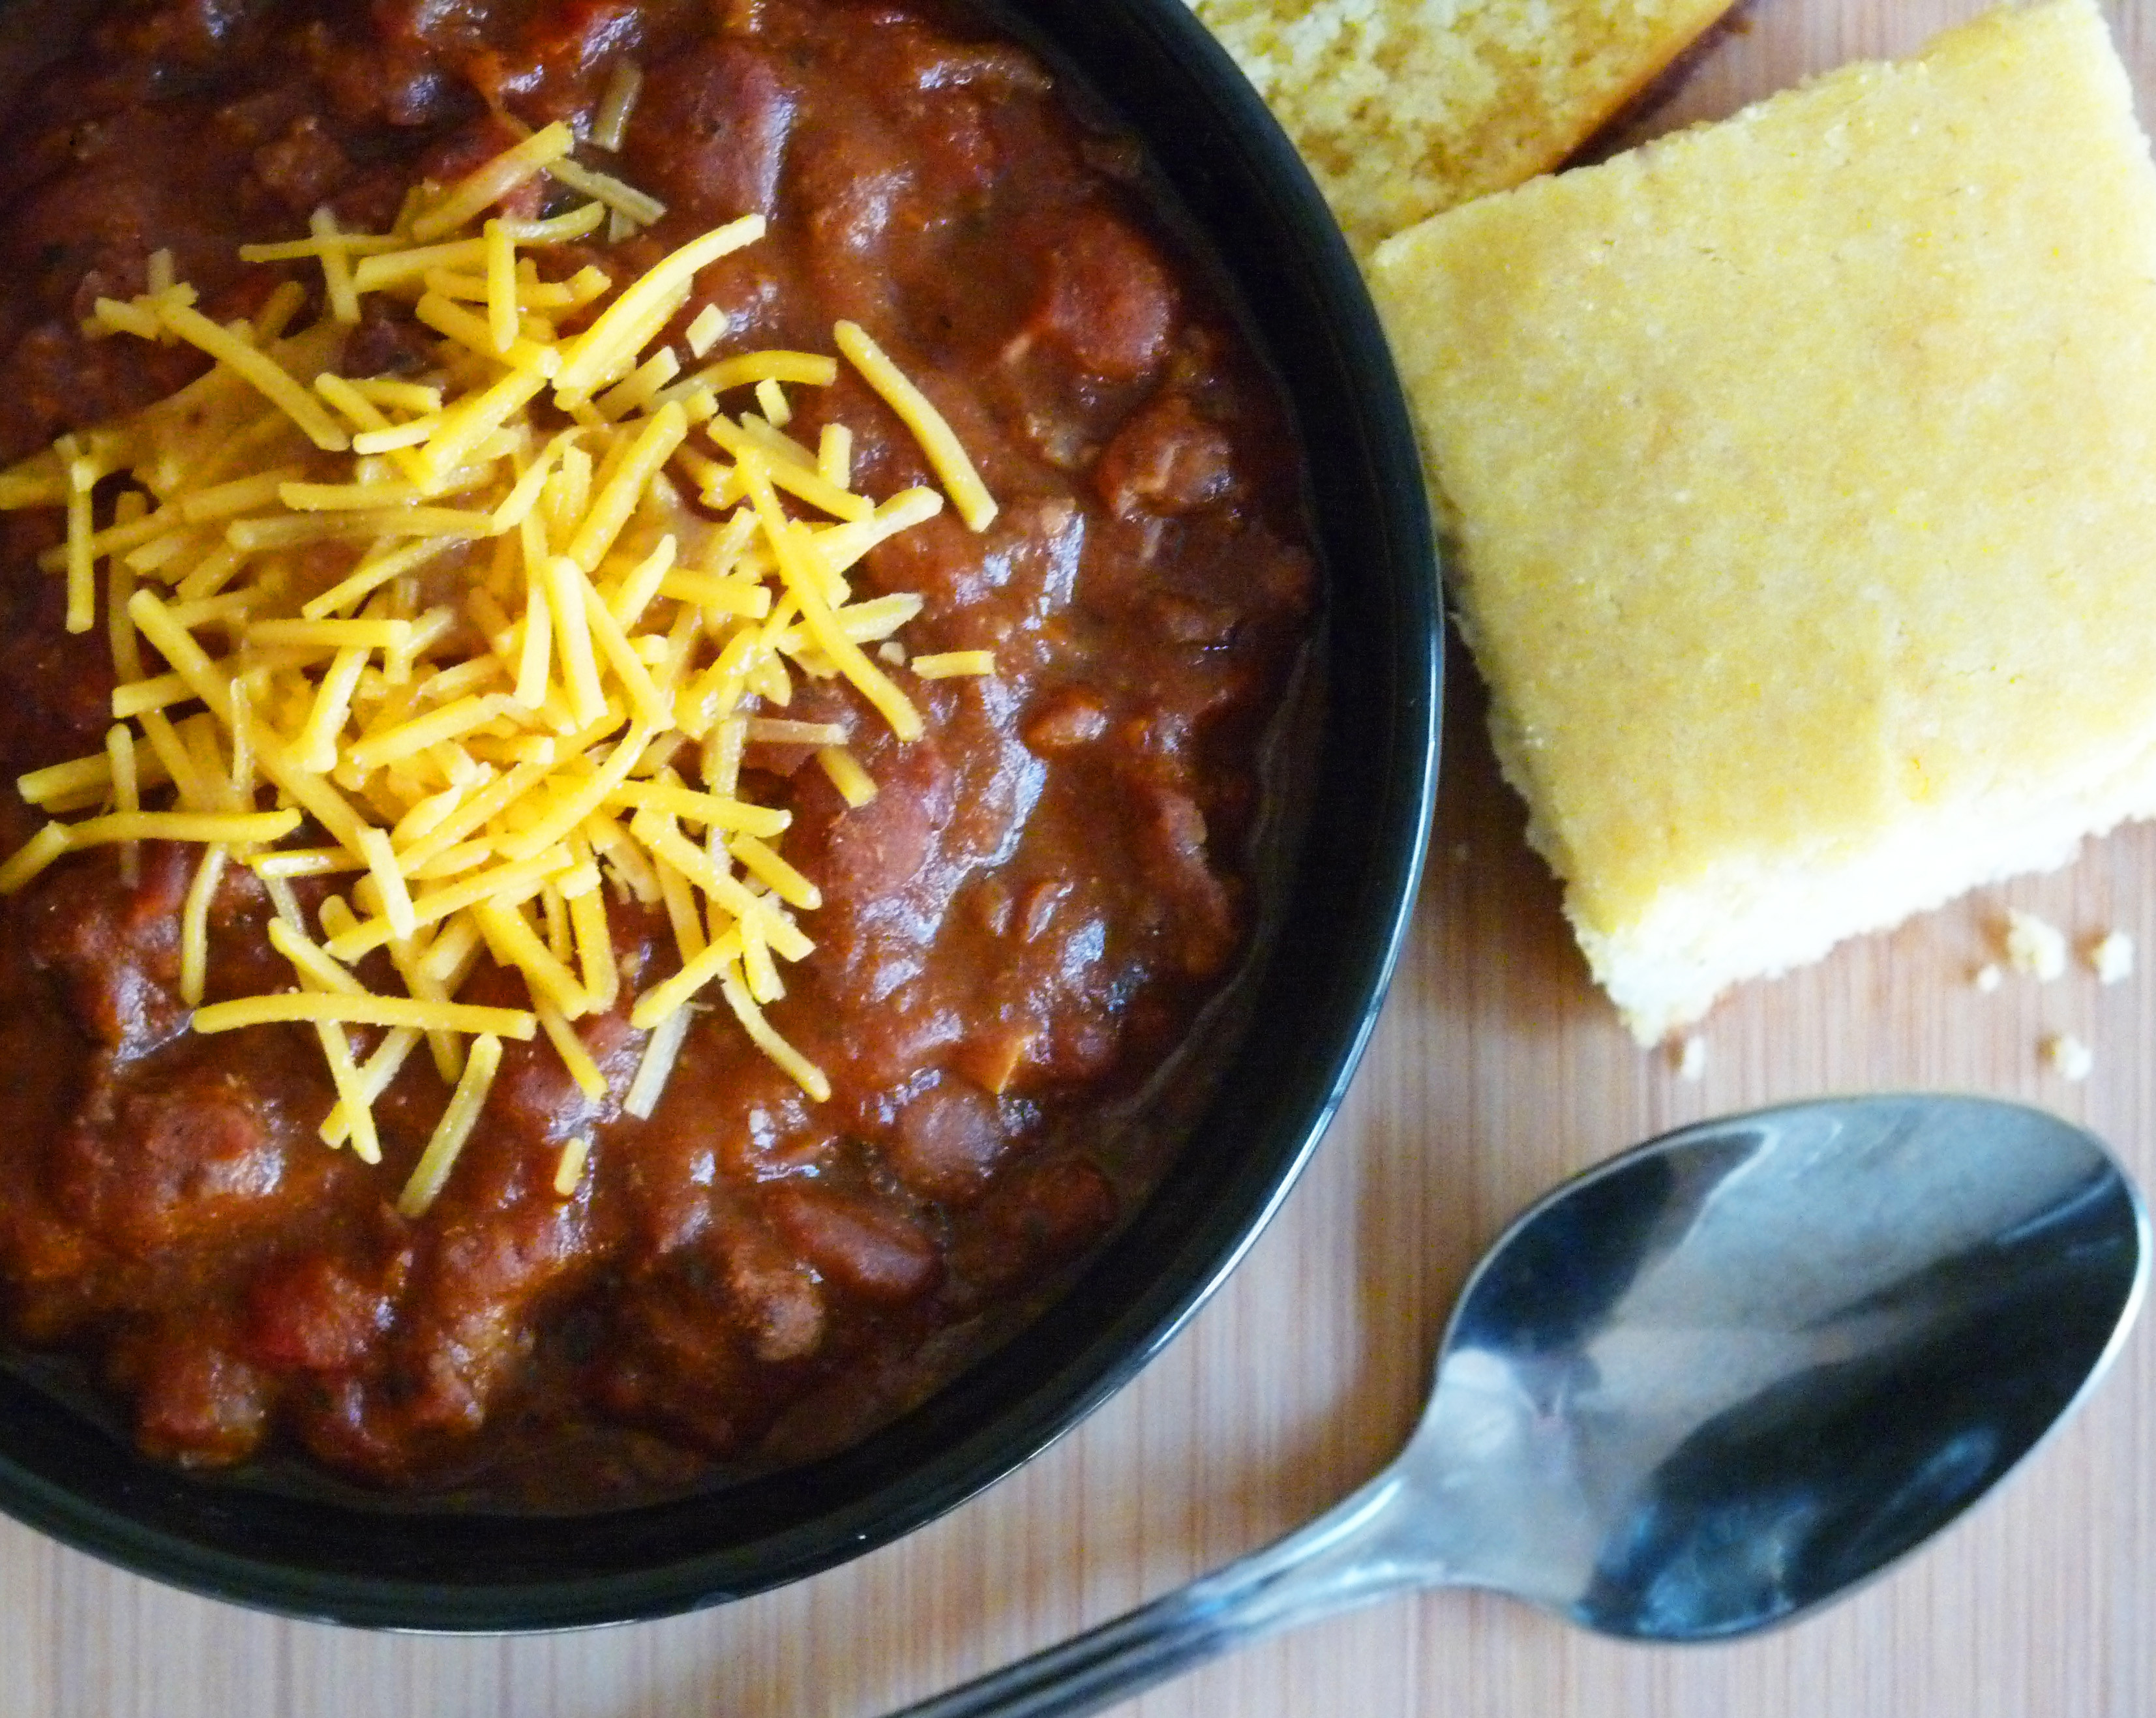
[890,1093,2148,1718]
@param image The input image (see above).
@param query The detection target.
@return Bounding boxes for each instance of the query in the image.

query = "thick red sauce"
[0,0,1312,1498]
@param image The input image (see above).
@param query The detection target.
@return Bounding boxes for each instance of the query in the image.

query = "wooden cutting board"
[5,3,2153,1713]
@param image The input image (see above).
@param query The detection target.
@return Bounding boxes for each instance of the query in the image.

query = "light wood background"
[6,1,2156,1713]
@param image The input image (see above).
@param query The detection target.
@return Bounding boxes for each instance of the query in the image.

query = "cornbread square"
[1368,0,2156,1043]
[1187,0,1734,253]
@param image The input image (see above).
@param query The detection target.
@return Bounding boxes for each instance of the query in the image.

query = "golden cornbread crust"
[1370,0,2156,1042]
[1186,0,1735,254]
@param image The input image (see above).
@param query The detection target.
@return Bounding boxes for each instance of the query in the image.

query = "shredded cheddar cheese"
[398,1031,504,1214]
[0,130,1000,1211]
[911,650,996,679]
[593,64,644,155]
[553,1133,593,1196]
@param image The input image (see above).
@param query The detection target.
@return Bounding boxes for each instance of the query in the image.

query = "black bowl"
[0,0,1441,1627]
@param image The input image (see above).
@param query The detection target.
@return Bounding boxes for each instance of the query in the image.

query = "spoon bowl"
[893,1093,2148,1717]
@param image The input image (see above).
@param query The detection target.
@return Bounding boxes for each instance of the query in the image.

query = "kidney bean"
[768,1184,940,1302]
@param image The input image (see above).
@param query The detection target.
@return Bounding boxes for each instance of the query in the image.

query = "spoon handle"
[884,1468,1433,1718]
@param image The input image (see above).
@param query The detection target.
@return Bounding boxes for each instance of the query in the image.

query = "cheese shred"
[398,1032,505,1215]
[553,1133,593,1196]
[833,320,997,531]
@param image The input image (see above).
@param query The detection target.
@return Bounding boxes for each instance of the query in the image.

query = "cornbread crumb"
[1368,1,2156,1042]
[1673,1035,1707,1081]
[2044,1032,2095,1082]
[2089,930,2135,984]
[1973,963,2004,995]
[2005,911,2071,982]
[1186,0,1733,253]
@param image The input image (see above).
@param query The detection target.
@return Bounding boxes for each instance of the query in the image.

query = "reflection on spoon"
[887,1094,2148,1717]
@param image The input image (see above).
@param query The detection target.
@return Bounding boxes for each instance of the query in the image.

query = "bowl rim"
[0,0,1443,1630]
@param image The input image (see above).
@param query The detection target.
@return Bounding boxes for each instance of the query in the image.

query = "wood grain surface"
[7,2,2156,1713]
